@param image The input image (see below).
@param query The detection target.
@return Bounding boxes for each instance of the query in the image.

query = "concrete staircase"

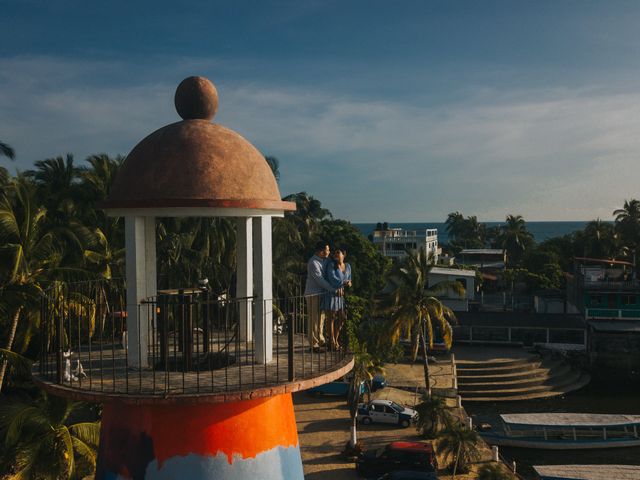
[456,354,590,402]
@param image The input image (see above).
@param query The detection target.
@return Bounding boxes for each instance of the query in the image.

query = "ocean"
[353,221,593,244]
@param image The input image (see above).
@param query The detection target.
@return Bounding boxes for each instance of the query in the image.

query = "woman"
[323,248,352,350]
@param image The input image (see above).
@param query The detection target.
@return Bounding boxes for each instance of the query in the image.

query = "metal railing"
[37,281,349,397]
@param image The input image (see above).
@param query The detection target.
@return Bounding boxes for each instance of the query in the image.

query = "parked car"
[307,376,365,396]
[356,441,438,477]
[371,374,387,392]
[358,400,418,428]
[377,471,438,480]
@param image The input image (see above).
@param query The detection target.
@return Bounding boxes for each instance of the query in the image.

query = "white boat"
[534,464,640,480]
[480,413,640,449]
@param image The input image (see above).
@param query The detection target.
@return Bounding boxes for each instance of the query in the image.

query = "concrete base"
[96,393,303,479]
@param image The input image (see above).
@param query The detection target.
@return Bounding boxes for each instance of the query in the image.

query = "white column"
[144,217,157,300]
[236,217,253,341]
[124,216,155,368]
[253,216,272,364]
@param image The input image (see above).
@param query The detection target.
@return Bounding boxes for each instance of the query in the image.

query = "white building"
[428,266,476,312]
[372,228,440,261]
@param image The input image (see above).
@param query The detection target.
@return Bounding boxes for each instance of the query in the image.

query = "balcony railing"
[35,280,350,399]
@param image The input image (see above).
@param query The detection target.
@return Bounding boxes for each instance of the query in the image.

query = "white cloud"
[1,55,639,222]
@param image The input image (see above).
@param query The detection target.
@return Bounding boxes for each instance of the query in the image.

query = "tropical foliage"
[437,421,482,475]
[0,392,100,479]
[414,393,452,438]
[383,247,458,391]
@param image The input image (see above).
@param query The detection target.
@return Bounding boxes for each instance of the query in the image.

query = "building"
[428,266,476,312]
[566,256,640,379]
[32,77,351,480]
[458,248,506,270]
[372,227,440,260]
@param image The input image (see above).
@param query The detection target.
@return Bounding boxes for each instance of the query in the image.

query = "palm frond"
[0,348,32,379]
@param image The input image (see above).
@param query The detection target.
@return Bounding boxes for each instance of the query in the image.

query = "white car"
[357,399,418,428]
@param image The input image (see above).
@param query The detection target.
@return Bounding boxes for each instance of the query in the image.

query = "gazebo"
[33,76,353,480]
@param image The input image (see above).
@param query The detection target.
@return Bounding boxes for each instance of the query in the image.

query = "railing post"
[202,290,210,354]
[56,296,63,384]
[288,307,294,382]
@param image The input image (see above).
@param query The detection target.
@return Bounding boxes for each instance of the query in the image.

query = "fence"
[37,280,349,397]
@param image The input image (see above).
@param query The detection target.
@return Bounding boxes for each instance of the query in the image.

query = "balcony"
[33,281,352,403]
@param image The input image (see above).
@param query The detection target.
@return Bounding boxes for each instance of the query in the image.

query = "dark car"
[377,471,438,480]
[356,441,438,478]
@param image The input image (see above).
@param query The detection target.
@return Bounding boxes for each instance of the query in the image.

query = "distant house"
[566,256,640,321]
[372,227,440,261]
[566,256,640,379]
[459,248,506,271]
[428,266,476,312]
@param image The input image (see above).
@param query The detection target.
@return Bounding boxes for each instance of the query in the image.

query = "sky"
[2,0,640,222]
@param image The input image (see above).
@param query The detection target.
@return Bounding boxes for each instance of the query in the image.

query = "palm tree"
[384,247,459,393]
[0,392,99,479]
[437,421,482,476]
[282,192,332,247]
[477,463,516,480]
[414,393,451,438]
[583,219,618,259]
[265,155,280,183]
[346,328,384,448]
[614,199,640,264]
[445,212,465,242]
[0,141,15,160]
[498,214,533,266]
[0,179,59,390]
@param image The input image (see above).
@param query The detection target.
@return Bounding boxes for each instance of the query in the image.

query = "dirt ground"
[294,357,506,479]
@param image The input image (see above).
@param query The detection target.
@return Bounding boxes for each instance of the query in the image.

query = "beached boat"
[480,413,640,449]
[534,464,640,480]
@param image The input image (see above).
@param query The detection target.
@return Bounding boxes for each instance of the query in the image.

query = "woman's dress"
[322,262,352,311]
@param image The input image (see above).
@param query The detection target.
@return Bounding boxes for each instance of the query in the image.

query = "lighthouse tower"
[33,76,353,479]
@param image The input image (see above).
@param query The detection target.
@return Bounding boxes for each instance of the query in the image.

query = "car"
[356,441,438,478]
[307,377,366,396]
[377,471,438,480]
[371,374,387,392]
[357,399,418,428]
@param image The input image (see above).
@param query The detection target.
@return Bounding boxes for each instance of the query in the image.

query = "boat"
[480,413,640,449]
[534,464,640,480]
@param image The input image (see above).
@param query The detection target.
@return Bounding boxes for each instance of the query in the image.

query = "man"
[304,241,338,351]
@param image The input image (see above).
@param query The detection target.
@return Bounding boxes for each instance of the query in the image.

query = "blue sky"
[2,1,640,222]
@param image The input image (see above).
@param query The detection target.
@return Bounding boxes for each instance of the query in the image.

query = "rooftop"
[430,267,476,277]
[501,413,640,427]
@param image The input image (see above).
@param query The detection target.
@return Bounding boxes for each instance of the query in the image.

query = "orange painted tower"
[33,77,353,479]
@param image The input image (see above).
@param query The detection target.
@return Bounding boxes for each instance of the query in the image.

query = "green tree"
[265,155,280,183]
[583,219,618,259]
[437,421,482,475]
[282,191,332,247]
[497,215,533,266]
[414,393,451,438]
[0,142,15,160]
[384,247,458,392]
[0,392,99,479]
[346,325,384,448]
[614,199,640,264]
[0,180,59,390]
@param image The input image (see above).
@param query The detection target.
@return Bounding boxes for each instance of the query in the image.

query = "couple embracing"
[304,241,352,352]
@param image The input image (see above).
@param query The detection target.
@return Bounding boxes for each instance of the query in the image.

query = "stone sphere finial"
[174,76,218,120]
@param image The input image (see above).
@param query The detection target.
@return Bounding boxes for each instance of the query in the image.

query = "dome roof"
[101,76,295,213]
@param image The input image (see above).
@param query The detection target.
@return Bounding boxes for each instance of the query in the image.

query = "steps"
[456,354,590,402]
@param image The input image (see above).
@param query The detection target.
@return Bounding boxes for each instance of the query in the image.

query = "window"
[622,294,637,305]
[590,294,603,306]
